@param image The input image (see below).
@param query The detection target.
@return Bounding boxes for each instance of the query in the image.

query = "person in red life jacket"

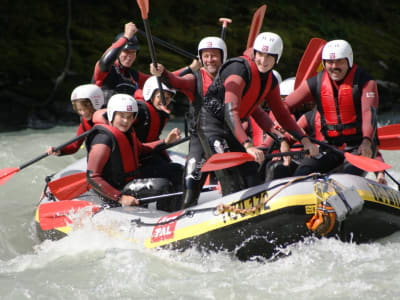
[47,84,104,156]
[178,32,318,196]
[134,76,178,142]
[150,37,228,208]
[134,76,184,207]
[92,22,150,103]
[284,39,379,177]
[86,94,181,210]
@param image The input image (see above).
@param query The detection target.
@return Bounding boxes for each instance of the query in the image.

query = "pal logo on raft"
[151,211,183,243]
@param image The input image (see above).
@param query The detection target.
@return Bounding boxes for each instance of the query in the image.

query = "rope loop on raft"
[216,173,321,215]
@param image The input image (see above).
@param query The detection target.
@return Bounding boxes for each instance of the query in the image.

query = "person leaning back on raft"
[157,32,318,196]
[150,37,227,208]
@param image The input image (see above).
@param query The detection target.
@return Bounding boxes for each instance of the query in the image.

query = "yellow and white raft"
[35,158,400,261]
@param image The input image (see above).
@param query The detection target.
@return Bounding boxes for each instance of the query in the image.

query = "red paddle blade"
[294,38,327,89]
[246,4,267,49]
[378,134,400,150]
[201,152,254,172]
[48,172,91,200]
[0,167,19,186]
[344,152,392,172]
[136,0,149,19]
[378,124,400,136]
[38,200,100,231]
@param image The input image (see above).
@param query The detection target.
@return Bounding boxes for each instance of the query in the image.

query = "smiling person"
[194,32,318,196]
[284,39,379,177]
[92,22,150,103]
[47,84,104,156]
[150,36,227,208]
[86,94,177,209]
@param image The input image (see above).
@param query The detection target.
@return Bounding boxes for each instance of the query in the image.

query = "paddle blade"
[246,4,267,49]
[0,167,19,186]
[48,172,91,200]
[201,152,254,172]
[378,134,400,150]
[38,200,100,231]
[136,0,149,19]
[294,38,327,89]
[344,152,392,172]
[378,124,400,136]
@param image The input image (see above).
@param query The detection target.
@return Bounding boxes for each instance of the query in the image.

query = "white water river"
[0,115,399,299]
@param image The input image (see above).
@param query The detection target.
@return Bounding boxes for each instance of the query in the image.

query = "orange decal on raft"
[151,211,183,243]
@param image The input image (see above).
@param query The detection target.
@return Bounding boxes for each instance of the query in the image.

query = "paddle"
[38,184,217,231]
[246,4,267,49]
[377,124,400,150]
[0,129,94,186]
[136,0,167,108]
[136,29,197,60]
[201,150,309,172]
[377,123,400,136]
[308,137,391,172]
[294,38,327,89]
[219,17,232,40]
[48,136,190,200]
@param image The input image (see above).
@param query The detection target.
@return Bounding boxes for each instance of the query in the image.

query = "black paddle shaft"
[141,19,167,106]
[137,29,197,60]
[138,185,214,205]
[19,129,94,171]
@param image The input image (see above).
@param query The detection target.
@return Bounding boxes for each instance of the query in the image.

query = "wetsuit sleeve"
[223,74,250,144]
[162,70,196,102]
[250,106,274,133]
[137,137,164,155]
[266,84,305,140]
[361,80,379,140]
[284,79,316,113]
[60,123,86,155]
[87,143,122,202]
[93,37,127,87]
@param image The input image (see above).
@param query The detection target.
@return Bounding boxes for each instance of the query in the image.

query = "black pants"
[197,107,262,196]
[294,148,366,177]
[138,152,184,211]
[181,132,209,208]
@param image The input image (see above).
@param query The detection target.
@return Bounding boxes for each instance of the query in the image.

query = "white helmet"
[279,77,295,97]
[198,36,227,63]
[253,32,283,63]
[142,76,176,101]
[272,70,282,84]
[107,94,138,122]
[322,39,353,68]
[70,84,104,110]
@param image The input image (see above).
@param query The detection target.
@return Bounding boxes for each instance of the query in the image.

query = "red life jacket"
[134,100,168,143]
[238,56,273,120]
[145,102,167,142]
[315,65,362,145]
[93,124,140,184]
[81,117,93,131]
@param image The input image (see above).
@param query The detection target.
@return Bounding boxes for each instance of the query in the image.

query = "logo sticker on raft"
[151,211,183,243]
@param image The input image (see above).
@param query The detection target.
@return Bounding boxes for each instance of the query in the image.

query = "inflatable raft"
[35,156,400,260]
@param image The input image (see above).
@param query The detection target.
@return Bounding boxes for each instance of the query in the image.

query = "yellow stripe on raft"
[144,192,317,248]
